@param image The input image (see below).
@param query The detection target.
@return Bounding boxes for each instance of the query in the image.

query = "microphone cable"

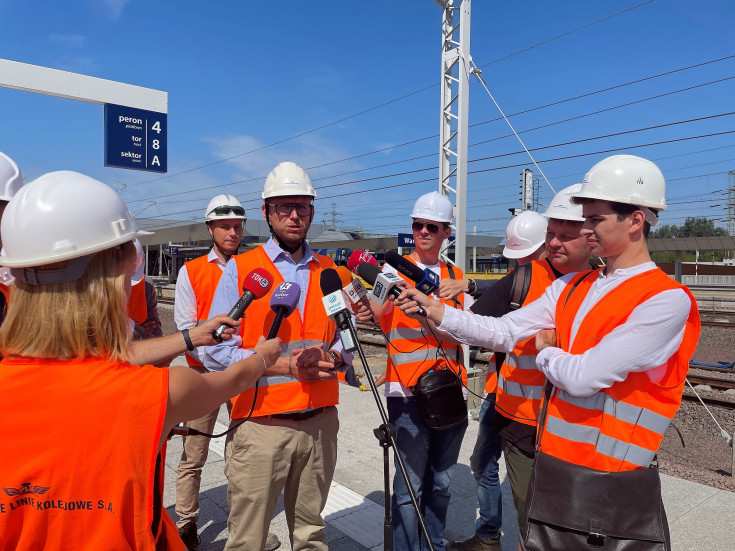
[168,379,260,440]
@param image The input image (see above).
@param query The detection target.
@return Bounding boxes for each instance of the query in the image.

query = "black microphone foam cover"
[385,250,424,283]
[320,268,343,296]
[356,262,381,285]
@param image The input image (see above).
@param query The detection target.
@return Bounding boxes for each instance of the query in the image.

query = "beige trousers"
[175,407,219,528]
[223,406,339,551]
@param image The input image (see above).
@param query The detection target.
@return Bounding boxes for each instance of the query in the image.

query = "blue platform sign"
[104,104,167,173]
[398,233,455,249]
[168,246,178,256]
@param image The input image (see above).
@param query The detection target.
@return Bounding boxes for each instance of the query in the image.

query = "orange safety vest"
[128,279,148,325]
[381,258,467,388]
[494,259,558,426]
[0,356,184,550]
[183,253,224,368]
[229,246,339,418]
[540,267,701,472]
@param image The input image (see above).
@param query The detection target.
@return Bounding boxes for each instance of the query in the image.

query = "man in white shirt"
[397,155,700,550]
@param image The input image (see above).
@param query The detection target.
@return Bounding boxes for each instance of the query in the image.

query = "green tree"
[650,216,727,238]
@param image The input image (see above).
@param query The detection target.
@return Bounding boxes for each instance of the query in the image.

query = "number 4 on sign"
[151,121,161,134]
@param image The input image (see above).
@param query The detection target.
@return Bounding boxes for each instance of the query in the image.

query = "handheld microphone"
[320,268,357,352]
[266,282,301,339]
[336,266,368,307]
[213,267,273,342]
[384,250,440,295]
[356,262,426,317]
[346,250,378,275]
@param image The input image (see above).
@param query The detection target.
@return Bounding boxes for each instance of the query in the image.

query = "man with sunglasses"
[204,162,354,551]
[174,194,279,550]
[370,190,470,551]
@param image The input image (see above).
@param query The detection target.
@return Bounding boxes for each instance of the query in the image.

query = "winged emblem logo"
[3,482,51,497]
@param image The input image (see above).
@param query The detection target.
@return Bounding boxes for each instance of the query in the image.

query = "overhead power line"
[123,1,715,191]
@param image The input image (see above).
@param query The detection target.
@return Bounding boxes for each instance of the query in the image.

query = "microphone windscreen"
[346,250,378,274]
[269,282,301,317]
[356,262,381,286]
[242,267,273,298]
[335,266,355,287]
[320,268,343,296]
[385,250,424,283]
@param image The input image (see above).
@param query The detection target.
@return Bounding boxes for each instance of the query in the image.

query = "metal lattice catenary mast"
[436,0,471,270]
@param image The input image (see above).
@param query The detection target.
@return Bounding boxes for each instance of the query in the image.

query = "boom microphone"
[213,267,273,342]
[384,250,440,295]
[319,268,357,352]
[267,282,301,339]
[356,262,426,317]
[346,250,378,275]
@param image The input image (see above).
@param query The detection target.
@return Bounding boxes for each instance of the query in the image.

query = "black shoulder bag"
[522,384,671,551]
[412,264,468,430]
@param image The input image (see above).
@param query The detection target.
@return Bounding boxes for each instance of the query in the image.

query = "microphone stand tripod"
[337,314,436,551]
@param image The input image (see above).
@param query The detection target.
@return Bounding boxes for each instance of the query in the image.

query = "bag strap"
[510,263,532,311]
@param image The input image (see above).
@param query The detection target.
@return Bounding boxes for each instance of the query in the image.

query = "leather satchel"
[522,385,670,551]
[413,368,467,430]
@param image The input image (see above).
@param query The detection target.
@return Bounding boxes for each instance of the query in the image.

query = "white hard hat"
[543,184,585,222]
[571,155,667,211]
[205,194,246,222]
[262,162,316,200]
[131,238,145,285]
[0,151,23,202]
[503,210,547,259]
[411,191,453,223]
[0,171,140,279]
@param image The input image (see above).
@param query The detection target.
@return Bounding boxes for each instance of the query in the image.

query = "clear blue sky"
[1,0,733,238]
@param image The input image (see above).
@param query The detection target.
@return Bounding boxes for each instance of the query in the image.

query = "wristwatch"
[467,278,477,297]
[328,349,342,369]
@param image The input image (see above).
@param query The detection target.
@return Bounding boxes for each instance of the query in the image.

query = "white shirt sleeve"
[537,288,692,397]
[202,259,251,371]
[437,276,565,351]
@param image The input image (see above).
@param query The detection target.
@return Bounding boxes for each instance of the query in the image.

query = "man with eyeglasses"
[173,194,282,550]
[204,162,356,551]
[370,191,470,551]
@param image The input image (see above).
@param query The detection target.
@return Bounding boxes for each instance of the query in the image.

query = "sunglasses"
[210,206,246,217]
[271,202,312,217]
[412,221,442,234]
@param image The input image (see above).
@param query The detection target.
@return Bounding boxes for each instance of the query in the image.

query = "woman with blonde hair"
[0,171,280,550]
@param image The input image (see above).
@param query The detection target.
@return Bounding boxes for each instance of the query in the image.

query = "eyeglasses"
[412,221,441,234]
[210,206,245,217]
[270,202,312,217]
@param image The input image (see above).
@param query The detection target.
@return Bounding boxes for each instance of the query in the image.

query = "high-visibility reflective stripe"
[504,354,539,371]
[497,372,544,400]
[546,416,655,468]
[557,390,671,436]
[389,348,458,366]
[387,327,426,342]
[281,340,324,354]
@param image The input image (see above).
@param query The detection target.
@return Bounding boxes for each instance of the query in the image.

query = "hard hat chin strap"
[11,254,94,285]
[207,223,240,263]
